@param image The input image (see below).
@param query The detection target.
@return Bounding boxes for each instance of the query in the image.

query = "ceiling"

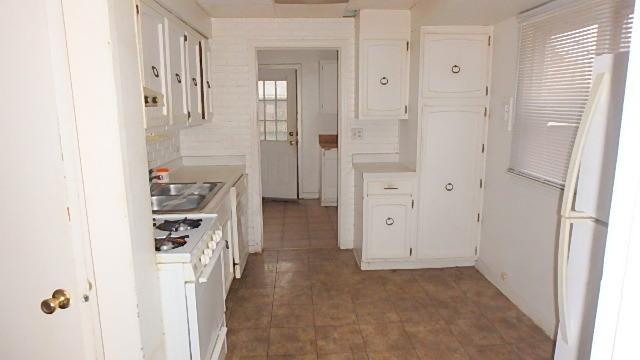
[197,0,549,23]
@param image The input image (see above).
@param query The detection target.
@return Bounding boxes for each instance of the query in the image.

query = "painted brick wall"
[180,18,399,248]
[146,129,181,169]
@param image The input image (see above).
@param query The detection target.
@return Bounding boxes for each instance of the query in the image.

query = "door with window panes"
[258,68,298,199]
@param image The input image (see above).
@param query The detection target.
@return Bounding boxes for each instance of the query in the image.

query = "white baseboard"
[359,257,476,270]
[299,192,319,199]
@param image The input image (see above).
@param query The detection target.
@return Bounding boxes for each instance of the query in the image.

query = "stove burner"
[156,218,202,232]
[155,234,189,251]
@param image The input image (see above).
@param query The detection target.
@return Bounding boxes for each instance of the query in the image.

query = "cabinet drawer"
[367,180,413,196]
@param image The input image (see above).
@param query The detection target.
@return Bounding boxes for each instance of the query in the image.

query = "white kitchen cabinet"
[203,39,214,121]
[421,31,491,99]
[137,2,169,128]
[356,10,410,120]
[320,148,338,206]
[166,20,189,125]
[417,106,485,262]
[319,60,338,115]
[353,163,417,270]
[186,31,204,123]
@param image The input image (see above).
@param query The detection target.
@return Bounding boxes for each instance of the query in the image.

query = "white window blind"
[509,0,634,187]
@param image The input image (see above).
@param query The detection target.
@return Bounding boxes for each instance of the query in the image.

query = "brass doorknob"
[41,289,71,315]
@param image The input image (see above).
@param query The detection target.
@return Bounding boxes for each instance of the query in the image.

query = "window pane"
[264,100,275,120]
[276,100,287,120]
[277,121,288,141]
[276,81,287,99]
[257,81,264,100]
[265,121,277,141]
[257,101,265,120]
[264,81,276,100]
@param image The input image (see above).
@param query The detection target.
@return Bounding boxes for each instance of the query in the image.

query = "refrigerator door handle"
[560,73,609,218]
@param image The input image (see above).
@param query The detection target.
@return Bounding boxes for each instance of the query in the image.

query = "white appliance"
[230,174,249,278]
[554,52,629,359]
[154,214,228,360]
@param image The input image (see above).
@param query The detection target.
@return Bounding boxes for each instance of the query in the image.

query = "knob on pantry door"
[41,289,71,315]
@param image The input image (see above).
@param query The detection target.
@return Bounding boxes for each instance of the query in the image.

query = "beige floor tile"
[486,310,550,344]
[269,355,317,360]
[228,304,272,329]
[403,321,469,360]
[513,340,555,360]
[449,316,506,347]
[359,323,412,353]
[317,353,366,360]
[276,272,312,288]
[312,285,352,305]
[237,272,277,289]
[354,301,401,324]
[314,302,358,326]
[227,328,270,358]
[277,259,310,273]
[366,351,421,360]
[227,287,274,307]
[268,327,316,356]
[274,286,313,305]
[393,299,441,323]
[278,249,310,261]
[271,304,315,328]
[433,299,483,321]
[349,283,389,303]
[464,344,521,360]
[315,325,365,354]
[419,278,467,303]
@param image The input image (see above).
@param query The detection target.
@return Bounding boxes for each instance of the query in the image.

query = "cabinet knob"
[379,77,389,85]
[451,65,461,74]
[385,217,395,226]
[41,289,71,315]
[445,183,454,191]
[151,65,159,78]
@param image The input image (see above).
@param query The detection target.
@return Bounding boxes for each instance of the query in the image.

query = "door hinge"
[184,34,188,42]
[484,107,488,117]
[485,86,489,96]
[481,143,485,153]
[405,105,408,114]
[187,110,191,119]
[135,4,139,15]
[411,199,415,209]
[475,246,478,256]
[410,248,413,256]
[477,213,481,222]
[480,179,483,188]
[488,36,492,46]
[406,41,410,51]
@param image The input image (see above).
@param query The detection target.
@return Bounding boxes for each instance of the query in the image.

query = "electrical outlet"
[351,127,364,140]
[500,272,509,281]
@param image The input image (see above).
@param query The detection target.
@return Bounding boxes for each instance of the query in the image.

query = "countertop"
[352,162,415,174]
[165,164,246,214]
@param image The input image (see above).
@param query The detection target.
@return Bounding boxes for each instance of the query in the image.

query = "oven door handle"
[199,247,222,284]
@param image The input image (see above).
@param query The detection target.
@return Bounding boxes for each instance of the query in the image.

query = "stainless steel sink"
[150,182,223,213]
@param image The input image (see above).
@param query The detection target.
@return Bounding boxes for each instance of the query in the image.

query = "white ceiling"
[197,0,548,22]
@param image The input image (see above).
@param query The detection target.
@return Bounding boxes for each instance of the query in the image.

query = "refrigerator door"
[555,220,607,360]
[574,53,629,223]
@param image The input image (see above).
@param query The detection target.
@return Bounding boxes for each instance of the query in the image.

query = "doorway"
[257,49,339,250]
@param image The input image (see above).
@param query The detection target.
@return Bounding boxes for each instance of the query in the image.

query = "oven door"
[185,245,226,360]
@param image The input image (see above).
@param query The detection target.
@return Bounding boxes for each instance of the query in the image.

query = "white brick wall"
[180,18,399,248]
[146,129,181,169]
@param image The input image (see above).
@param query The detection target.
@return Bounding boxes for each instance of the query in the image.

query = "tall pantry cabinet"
[404,26,492,267]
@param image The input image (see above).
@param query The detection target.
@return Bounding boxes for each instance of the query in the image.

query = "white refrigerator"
[554,52,629,359]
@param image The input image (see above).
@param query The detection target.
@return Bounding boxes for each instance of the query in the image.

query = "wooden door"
[365,196,413,260]
[2,1,98,358]
[166,20,189,125]
[418,106,485,259]
[422,34,489,98]
[361,39,408,119]
[137,2,168,127]
[259,68,298,199]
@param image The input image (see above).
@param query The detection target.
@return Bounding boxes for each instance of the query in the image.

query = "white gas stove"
[153,214,228,360]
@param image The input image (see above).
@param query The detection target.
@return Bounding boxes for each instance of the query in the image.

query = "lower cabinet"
[365,196,413,260]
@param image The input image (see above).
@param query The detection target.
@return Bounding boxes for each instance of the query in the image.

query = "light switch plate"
[351,127,364,140]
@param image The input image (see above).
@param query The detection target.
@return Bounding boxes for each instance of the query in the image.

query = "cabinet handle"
[385,217,395,226]
[175,73,182,83]
[192,77,198,87]
[379,77,389,85]
[445,183,454,191]
[451,65,461,74]
[151,65,159,78]
[384,186,398,190]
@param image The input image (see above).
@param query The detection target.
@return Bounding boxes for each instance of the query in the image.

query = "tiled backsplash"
[146,129,181,169]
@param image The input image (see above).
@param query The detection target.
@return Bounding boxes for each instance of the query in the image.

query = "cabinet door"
[319,60,338,114]
[365,195,413,260]
[137,3,168,128]
[361,39,408,119]
[185,32,203,122]
[422,34,489,98]
[166,20,188,125]
[418,106,484,260]
[203,40,214,121]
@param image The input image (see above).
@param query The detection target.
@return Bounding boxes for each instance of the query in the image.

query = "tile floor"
[226,200,554,360]
[262,200,338,250]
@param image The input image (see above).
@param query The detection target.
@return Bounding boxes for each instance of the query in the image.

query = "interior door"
[2,1,97,358]
[258,68,298,199]
[418,106,485,259]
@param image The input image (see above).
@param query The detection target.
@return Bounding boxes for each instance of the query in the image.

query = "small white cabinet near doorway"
[353,163,416,270]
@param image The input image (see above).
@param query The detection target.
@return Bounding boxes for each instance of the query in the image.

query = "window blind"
[509,0,634,188]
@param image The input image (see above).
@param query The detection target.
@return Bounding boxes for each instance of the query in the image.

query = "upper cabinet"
[135,1,212,130]
[421,30,491,100]
[356,10,410,120]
